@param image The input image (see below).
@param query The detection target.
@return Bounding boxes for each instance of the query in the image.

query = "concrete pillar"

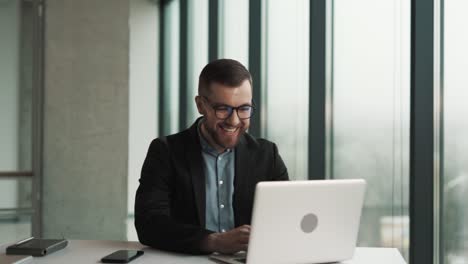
[43,0,129,240]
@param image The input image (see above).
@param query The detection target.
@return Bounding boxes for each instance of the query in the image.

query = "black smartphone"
[101,250,144,263]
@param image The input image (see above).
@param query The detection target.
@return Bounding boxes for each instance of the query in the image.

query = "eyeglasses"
[201,96,255,120]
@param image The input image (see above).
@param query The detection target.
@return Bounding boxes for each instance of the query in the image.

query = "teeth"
[221,126,237,132]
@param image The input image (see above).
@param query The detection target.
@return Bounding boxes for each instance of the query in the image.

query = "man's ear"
[195,96,205,115]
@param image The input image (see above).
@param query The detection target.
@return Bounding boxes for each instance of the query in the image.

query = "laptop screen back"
[246,179,366,264]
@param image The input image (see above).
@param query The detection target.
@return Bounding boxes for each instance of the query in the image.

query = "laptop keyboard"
[234,258,247,263]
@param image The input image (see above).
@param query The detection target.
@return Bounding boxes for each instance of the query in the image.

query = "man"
[135,59,289,255]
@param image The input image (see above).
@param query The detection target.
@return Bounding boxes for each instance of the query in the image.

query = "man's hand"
[201,225,250,254]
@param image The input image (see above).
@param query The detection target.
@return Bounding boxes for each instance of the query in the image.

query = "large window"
[127,0,159,241]
[3,1,463,263]
[265,0,310,180]
[0,0,36,244]
[186,0,209,127]
[443,1,468,263]
[331,0,410,259]
[219,0,249,66]
[161,0,180,135]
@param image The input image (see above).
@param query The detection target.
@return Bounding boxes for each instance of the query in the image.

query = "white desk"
[0,240,407,264]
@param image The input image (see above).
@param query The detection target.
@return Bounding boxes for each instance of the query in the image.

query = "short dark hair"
[198,59,252,96]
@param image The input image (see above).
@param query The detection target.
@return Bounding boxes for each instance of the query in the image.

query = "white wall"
[127,0,158,218]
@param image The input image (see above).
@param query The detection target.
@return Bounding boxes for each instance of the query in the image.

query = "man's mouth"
[219,124,239,133]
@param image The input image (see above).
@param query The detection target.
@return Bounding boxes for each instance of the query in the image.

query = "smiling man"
[135,59,289,255]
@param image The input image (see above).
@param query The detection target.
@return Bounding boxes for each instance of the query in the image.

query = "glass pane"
[0,0,35,243]
[0,0,32,172]
[186,0,208,127]
[127,0,159,241]
[443,1,468,263]
[162,0,180,135]
[0,178,33,244]
[332,0,410,260]
[265,0,309,180]
[219,0,249,66]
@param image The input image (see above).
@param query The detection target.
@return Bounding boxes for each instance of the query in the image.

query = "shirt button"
[218,157,222,160]
[219,180,224,185]
[220,204,225,209]
[221,229,226,233]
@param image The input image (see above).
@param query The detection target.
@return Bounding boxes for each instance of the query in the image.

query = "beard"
[203,120,247,150]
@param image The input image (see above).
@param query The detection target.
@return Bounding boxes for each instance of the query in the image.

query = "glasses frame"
[201,96,256,120]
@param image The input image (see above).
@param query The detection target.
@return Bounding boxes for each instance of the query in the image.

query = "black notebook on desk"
[6,238,68,256]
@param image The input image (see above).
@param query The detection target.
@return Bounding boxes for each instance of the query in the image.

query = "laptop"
[210,179,366,264]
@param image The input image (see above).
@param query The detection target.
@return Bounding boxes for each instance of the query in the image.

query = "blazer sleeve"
[271,143,289,181]
[134,138,214,255]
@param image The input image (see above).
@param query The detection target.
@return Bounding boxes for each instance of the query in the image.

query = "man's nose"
[225,109,241,126]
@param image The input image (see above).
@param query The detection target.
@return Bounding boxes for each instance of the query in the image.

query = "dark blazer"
[134,118,289,254]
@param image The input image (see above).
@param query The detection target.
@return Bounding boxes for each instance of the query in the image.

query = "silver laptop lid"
[246,179,366,264]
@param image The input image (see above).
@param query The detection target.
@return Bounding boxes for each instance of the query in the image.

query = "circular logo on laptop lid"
[301,213,318,233]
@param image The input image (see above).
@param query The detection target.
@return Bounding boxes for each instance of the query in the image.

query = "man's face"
[196,80,252,150]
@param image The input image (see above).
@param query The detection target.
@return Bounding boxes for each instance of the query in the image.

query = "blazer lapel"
[234,135,250,226]
[186,120,206,226]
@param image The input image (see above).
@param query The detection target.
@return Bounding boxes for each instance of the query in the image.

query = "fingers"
[237,235,249,244]
[236,225,250,244]
[235,225,250,238]
[237,225,251,234]
[240,243,248,252]
[215,225,250,254]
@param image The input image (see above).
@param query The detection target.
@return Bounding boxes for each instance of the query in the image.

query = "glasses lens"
[237,106,253,119]
[213,105,254,120]
[215,107,231,119]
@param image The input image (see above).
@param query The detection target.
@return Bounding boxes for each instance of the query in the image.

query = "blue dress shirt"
[198,121,235,233]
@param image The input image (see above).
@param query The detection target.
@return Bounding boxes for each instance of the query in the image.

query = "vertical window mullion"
[410,0,435,263]
[208,0,219,61]
[32,0,45,238]
[179,0,188,129]
[158,1,166,136]
[248,0,262,137]
[308,0,326,180]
